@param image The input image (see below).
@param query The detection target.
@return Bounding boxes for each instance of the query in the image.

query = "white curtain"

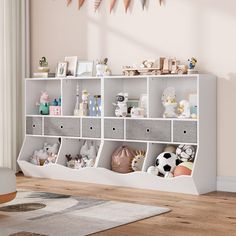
[0,0,28,170]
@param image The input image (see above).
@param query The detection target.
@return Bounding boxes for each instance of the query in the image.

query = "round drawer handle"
[184,130,187,134]
[90,126,93,130]
[32,124,36,128]
[112,127,116,131]
[60,125,64,129]
[146,128,150,133]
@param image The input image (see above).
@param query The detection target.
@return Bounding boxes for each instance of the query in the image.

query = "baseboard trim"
[217,176,236,192]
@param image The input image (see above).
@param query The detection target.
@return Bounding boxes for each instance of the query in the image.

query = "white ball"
[147,166,159,175]
[156,152,178,175]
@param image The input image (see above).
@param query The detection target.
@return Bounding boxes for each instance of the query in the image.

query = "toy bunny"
[37,91,50,115]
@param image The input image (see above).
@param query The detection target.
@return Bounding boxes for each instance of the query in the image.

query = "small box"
[49,106,61,116]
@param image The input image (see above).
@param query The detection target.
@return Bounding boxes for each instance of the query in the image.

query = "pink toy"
[40,91,50,104]
[50,106,61,116]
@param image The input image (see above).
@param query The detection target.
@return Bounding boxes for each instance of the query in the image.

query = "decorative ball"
[176,144,195,162]
[173,162,193,177]
[147,166,159,175]
[155,152,180,175]
[164,145,176,153]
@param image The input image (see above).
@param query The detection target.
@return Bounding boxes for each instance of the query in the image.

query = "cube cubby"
[26,79,61,116]
[62,78,101,116]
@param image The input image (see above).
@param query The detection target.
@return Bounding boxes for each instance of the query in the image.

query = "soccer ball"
[176,144,196,162]
[155,152,179,175]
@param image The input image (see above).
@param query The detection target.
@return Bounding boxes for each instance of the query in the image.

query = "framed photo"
[56,62,68,77]
[127,99,139,116]
[65,56,78,76]
[76,61,94,77]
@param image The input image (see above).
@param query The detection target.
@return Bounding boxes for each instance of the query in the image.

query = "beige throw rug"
[0,190,170,236]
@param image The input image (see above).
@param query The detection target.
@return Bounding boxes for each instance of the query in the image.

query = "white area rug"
[0,190,170,236]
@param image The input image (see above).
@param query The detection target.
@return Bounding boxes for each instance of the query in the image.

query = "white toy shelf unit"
[18,74,216,195]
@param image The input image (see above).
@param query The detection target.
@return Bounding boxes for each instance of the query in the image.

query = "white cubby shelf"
[18,74,216,195]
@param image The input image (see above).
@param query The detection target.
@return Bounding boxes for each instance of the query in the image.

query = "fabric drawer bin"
[126,119,171,142]
[44,117,80,137]
[26,117,42,135]
[173,121,197,143]
[104,119,124,140]
[82,118,101,138]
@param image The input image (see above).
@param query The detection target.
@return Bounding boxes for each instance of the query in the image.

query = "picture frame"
[76,60,94,77]
[56,62,68,77]
[65,56,78,76]
[127,99,139,116]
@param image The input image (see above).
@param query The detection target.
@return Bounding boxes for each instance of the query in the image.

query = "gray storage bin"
[82,118,101,138]
[26,117,42,135]
[173,120,197,143]
[126,119,171,142]
[104,118,124,140]
[44,117,80,137]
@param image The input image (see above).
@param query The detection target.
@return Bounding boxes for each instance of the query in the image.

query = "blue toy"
[188,57,197,69]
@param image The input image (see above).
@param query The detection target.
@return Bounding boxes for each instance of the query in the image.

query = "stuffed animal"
[66,154,85,169]
[155,152,181,176]
[30,142,60,166]
[79,140,97,167]
[176,144,195,162]
[38,91,50,115]
[131,150,145,172]
[113,92,128,117]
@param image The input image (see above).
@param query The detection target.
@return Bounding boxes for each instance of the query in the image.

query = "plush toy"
[30,142,60,166]
[174,162,193,177]
[38,91,50,115]
[111,146,135,173]
[162,87,177,118]
[79,140,97,167]
[147,166,159,176]
[113,92,128,117]
[176,144,195,162]
[177,100,191,118]
[155,152,181,175]
[131,150,145,172]
[66,154,85,169]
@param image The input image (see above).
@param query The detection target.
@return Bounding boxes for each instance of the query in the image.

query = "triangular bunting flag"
[67,0,72,6]
[140,0,146,10]
[110,0,117,13]
[78,0,85,9]
[94,0,102,12]
[123,0,131,13]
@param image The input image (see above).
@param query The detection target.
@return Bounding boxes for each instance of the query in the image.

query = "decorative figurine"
[177,100,191,118]
[78,90,89,116]
[162,87,177,118]
[37,91,50,115]
[188,57,198,74]
[113,92,128,117]
[74,83,80,116]
[38,57,50,73]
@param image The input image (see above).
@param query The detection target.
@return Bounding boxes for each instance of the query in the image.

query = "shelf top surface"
[25,74,207,81]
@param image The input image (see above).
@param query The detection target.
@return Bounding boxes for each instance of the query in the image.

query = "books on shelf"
[33,72,55,78]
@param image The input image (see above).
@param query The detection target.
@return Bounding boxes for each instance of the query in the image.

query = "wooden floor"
[17,176,236,236]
